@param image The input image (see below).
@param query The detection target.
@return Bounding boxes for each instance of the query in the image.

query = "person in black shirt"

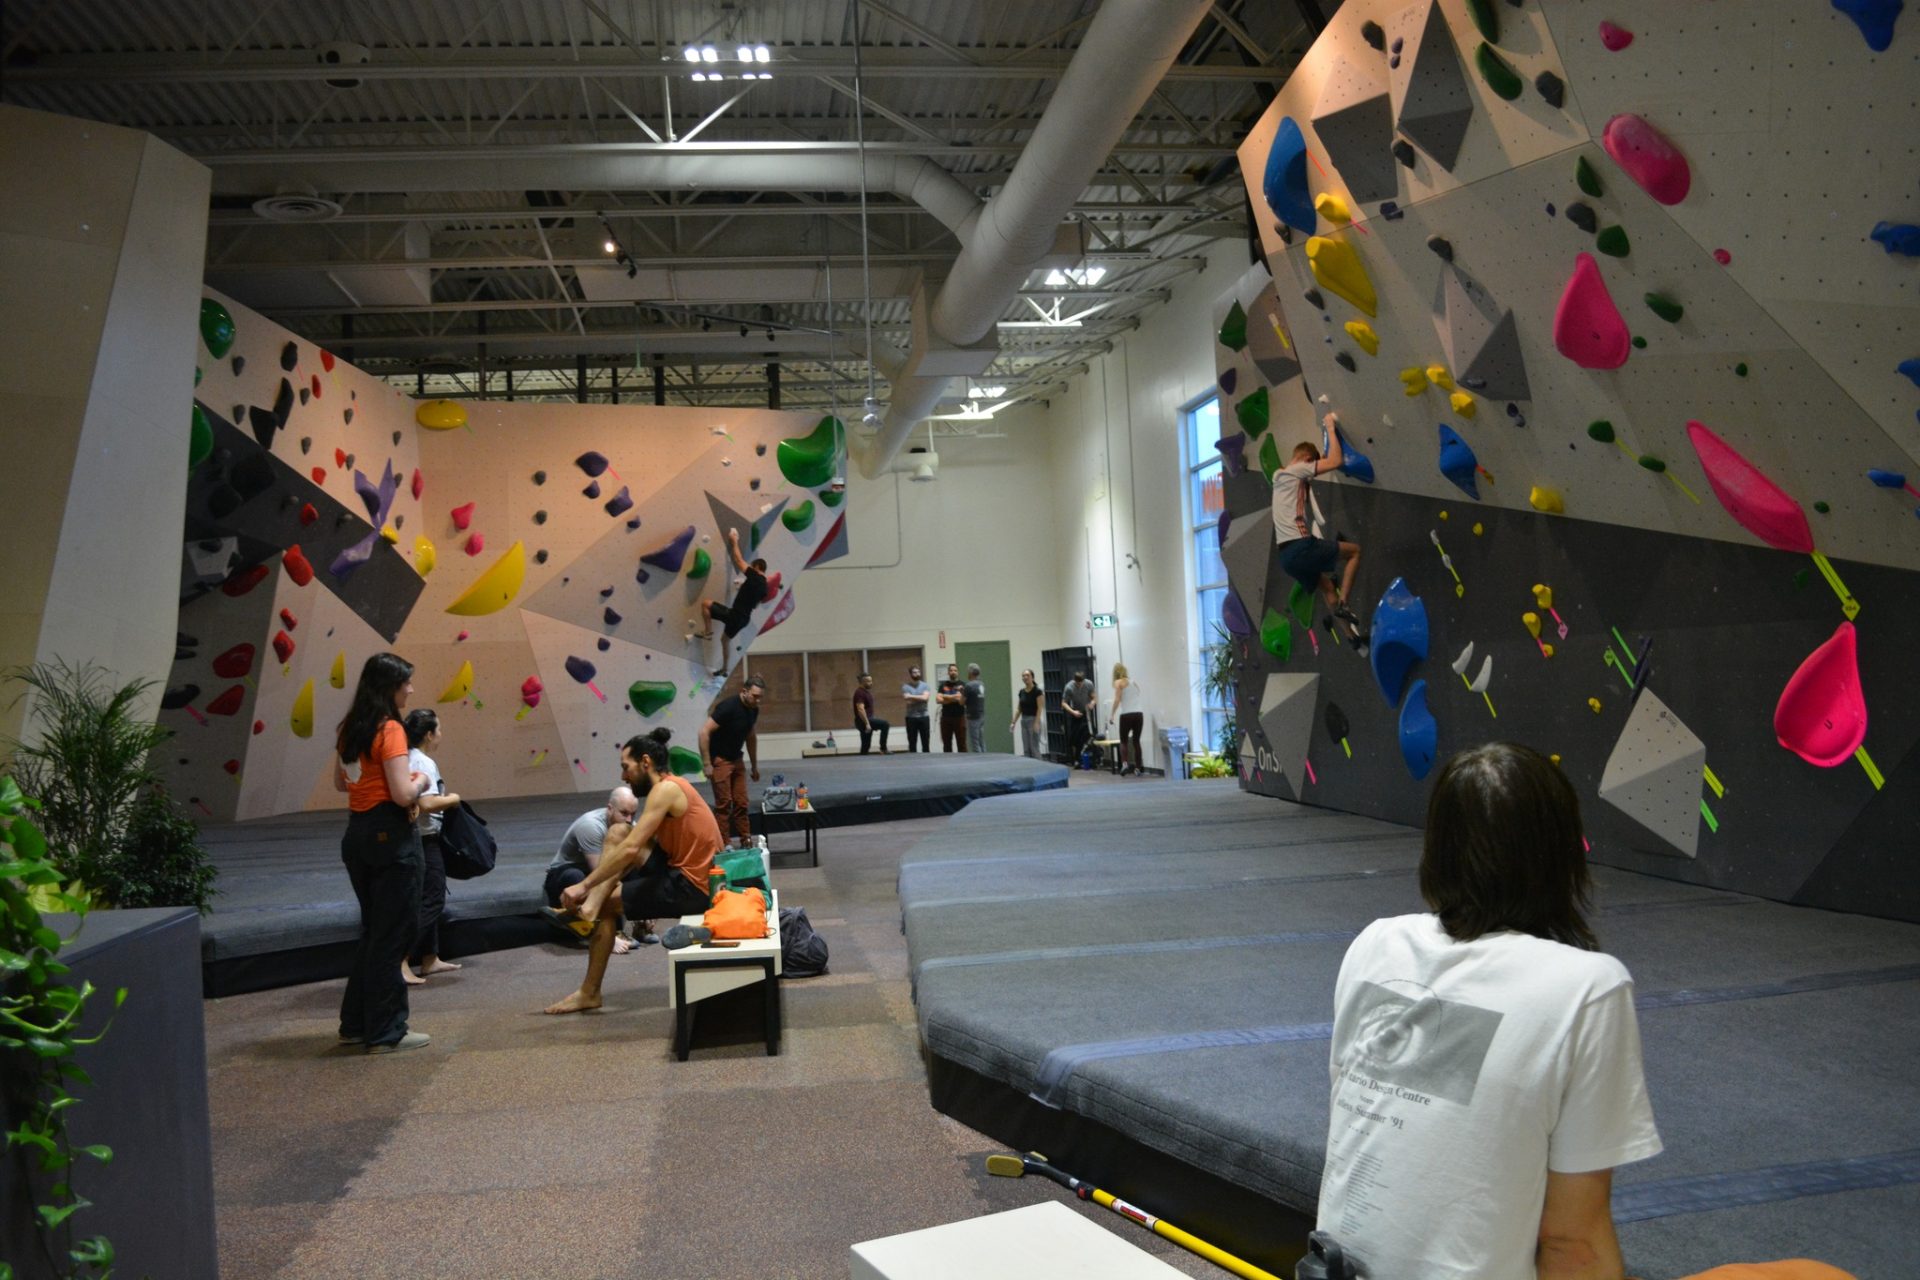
[697,528,769,676]
[1011,669,1043,759]
[852,672,890,754]
[936,663,969,753]
[699,676,765,845]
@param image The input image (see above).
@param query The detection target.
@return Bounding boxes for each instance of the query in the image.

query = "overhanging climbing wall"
[161,290,845,821]
[1215,0,1920,922]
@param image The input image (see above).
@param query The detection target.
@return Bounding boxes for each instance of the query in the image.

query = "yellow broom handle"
[1091,1189,1283,1280]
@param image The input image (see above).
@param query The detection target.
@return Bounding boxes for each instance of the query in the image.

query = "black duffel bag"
[436,799,498,880]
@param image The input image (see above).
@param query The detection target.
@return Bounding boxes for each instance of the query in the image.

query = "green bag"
[713,845,771,895]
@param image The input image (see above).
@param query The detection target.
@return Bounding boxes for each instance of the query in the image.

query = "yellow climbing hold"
[1449,390,1477,418]
[1343,320,1380,356]
[1588,697,1602,713]
[1532,583,1555,609]
[1400,367,1430,396]
[1472,523,1483,535]
[437,659,474,703]
[414,535,436,577]
[1528,486,1566,514]
[290,678,315,738]
[329,651,347,689]
[414,399,468,431]
[445,540,526,616]
[1314,192,1353,224]
[380,524,399,544]
[1426,365,1455,391]
[1304,236,1377,317]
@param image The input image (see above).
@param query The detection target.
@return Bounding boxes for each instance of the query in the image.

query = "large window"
[1186,396,1233,754]
[720,646,927,735]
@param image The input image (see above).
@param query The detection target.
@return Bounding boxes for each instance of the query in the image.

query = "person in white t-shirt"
[1316,741,1663,1280]
[1273,412,1366,652]
[401,709,463,985]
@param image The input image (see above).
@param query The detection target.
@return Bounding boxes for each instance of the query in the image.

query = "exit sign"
[1090,613,1117,629]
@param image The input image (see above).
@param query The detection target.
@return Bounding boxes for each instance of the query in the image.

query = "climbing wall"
[159,290,844,821]
[1217,0,1920,922]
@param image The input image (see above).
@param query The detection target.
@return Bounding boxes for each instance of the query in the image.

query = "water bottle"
[797,782,809,809]
[1295,1231,1359,1280]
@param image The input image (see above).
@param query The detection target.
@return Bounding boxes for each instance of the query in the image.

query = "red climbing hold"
[765,570,784,596]
[271,630,295,663]
[411,469,424,500]
[1713,249,1732,265]
[311,374,322,399]
[464,532,485,557]
[252,720,265,735]
[223,759,240,776]
[451,502,476,530]
[1553,253,1632,370]
[311,467,327,485]
[1598,21,1633,50]
[206,685,247,717]
[456,630,470,642]
[334,447,348,468]
[221,564,271,597]
[212,642,257,679]
[1601,114,1690,205]
[283,543,316,586]
[320,350,336,372]
[299,502,318,525]
[280,608,298,630]
[521,675,545,709]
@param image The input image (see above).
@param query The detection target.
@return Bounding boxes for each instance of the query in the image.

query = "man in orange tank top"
[544,729,721,1015]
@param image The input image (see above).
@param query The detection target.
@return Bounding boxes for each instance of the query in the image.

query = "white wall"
[1043,241,1260,771]
[750,405,1066,758]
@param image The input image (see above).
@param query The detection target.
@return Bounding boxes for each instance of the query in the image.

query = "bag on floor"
[703,885,768,939]
[778,905,829,978]
[437,799,498,880]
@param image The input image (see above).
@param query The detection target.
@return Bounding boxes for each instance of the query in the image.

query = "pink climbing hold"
[1685,420,1813,552]
[1553,253,1632,369]
[1601,114,1691,205]
[1598,21,1634,50]
[451,502,476,530]
[456,630,470,642]
[464,532,485,557]
[521,675,544,709]
[1713,249,1732,265]
[411,469,424,500]
[1774,623,1867,767]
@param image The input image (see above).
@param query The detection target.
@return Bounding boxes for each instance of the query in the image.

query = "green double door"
[952,640,1014,754]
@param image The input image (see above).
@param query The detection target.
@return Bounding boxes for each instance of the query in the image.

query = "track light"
[701,44,718,63]
[683,46,700,63]
[603,239,617,253]
[755,45,770,63]
[737,45,753,62]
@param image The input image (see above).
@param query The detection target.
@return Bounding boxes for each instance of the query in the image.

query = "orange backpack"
[702,886,768,939]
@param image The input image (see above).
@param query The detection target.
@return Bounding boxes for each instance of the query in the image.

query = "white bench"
[851,1202,1189,1279]
[666,888,781,1061]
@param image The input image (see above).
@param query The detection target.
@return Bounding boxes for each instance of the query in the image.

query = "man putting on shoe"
[696,528,769,676]
[543,728,721,1015]
[1274,411,1368,654]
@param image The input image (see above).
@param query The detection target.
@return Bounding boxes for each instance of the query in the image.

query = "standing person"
[699,675,764,847]
[1274,411,1367,653]
[696,528,770,677]
[852,671,890,754]
[964,663,988,754]
[401,709,464,984]
[936,663,969,753]
[901,664,932,753]
[332,653,432,1055]
[1012,669,1043,759]
[1061,670,1095,768]
[544,730,722,1016]
[1315,742,1662,1279]
[1109,663,1145,777]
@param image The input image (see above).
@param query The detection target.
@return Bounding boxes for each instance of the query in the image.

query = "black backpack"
[437,799,498,880]
[778,906,829,978]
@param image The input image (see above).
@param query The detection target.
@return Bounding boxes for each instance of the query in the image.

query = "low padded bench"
[667,888,782,1061]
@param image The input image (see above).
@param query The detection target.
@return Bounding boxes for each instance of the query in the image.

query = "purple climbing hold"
[1222,590,1254,637]
[1216,508,1232,546]
[597,638,611,651]
[583,480,601,500]
[603,486,633,518]
[1392,140,1417,169]
[1871,221,1920,255]
[603,606,623,626]
[1216,434,1248,476]
[1831,0,1903,52]
[1219,367,1239,395]
[1380,201,1404,221]
[1362,20,1386,50]
[639,524,696,574]
[564,655,597,684]
[575,451,611,477]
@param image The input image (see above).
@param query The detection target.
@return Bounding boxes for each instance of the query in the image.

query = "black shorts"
[708,602,750,638]
[619,846,713,920]
[1279,536,1339,588]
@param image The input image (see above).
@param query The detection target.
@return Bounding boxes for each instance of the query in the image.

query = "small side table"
[667,889,782,1061]
[754,802,820,867]
[851,1201,1189,1279]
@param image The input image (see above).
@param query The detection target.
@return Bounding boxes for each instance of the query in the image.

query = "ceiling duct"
[251,189,343,223]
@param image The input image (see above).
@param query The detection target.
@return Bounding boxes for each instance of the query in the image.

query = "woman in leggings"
[402,709,463,985]
[1110,662,1145,777]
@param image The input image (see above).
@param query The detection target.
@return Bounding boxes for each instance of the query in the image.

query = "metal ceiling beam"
[251,288,1172,318]
[205,199,1224,227]
[207,250,1207,272]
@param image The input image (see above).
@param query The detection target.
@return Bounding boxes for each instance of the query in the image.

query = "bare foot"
[543,991,603,1015]
[613,935,634,955]
[419,958,462,975]
[401,965,426,986]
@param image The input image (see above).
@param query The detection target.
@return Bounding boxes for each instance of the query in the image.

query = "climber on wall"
[696,527,769,677]
[1273,411,1367,655]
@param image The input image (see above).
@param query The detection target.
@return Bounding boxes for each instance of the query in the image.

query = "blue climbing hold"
[1899,358,1920,387]
[1327,421,1375,484]
[1369,577,1429,709]
[1263,117,1317,237]
[638,524,695,574]
[1831,0,1903,52]
[1437,424,1481,499]
[1397,679,1438,780]
[1222,590,1254,637]
[1868,468,1907,487]
[1871,221,1920,255]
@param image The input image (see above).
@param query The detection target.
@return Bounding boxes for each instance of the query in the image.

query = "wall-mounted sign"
[1090,613,1117,629]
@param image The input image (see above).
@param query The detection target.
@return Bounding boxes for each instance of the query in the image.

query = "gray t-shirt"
[1062,681,1094,716]
[964,679,986,720]
[902,679,931,719]
[547,808,610,874]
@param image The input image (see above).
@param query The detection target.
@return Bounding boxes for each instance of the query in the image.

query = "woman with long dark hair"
[333,653,432,1054]
[402,708,463,986]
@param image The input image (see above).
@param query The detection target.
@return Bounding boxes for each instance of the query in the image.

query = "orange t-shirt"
[654,774,722,892]
[347,720,410,812]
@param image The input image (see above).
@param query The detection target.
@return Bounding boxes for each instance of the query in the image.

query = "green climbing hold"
[1260,607,1293,662]
[1636,455,1667,473]
[1576,156,1604,198]
[1219,300,1248,352]
[1631,335,1648,349]
[1596,225,1630,257]
[200,298,236,358]
[1734,362,1749,378]
[1235,387,1270,438]
[189,403,214,468]
[1793,568,1811,589]
[749,523,761,552]
[687,547,712,579]
[194,366,202,386]
[1814,500,1831,514]
[782,499,816,533]
[668,745,706,777]
[1644,293,1684,323]
[776,415,843,489]
[1258,434,1283,483]
[628,680,677,717]
[820,487,844,508]
[1586,420,1616,443]
[1287,580,1315,629]
[1475,43,1524,101]
[1466,0,1500,43]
